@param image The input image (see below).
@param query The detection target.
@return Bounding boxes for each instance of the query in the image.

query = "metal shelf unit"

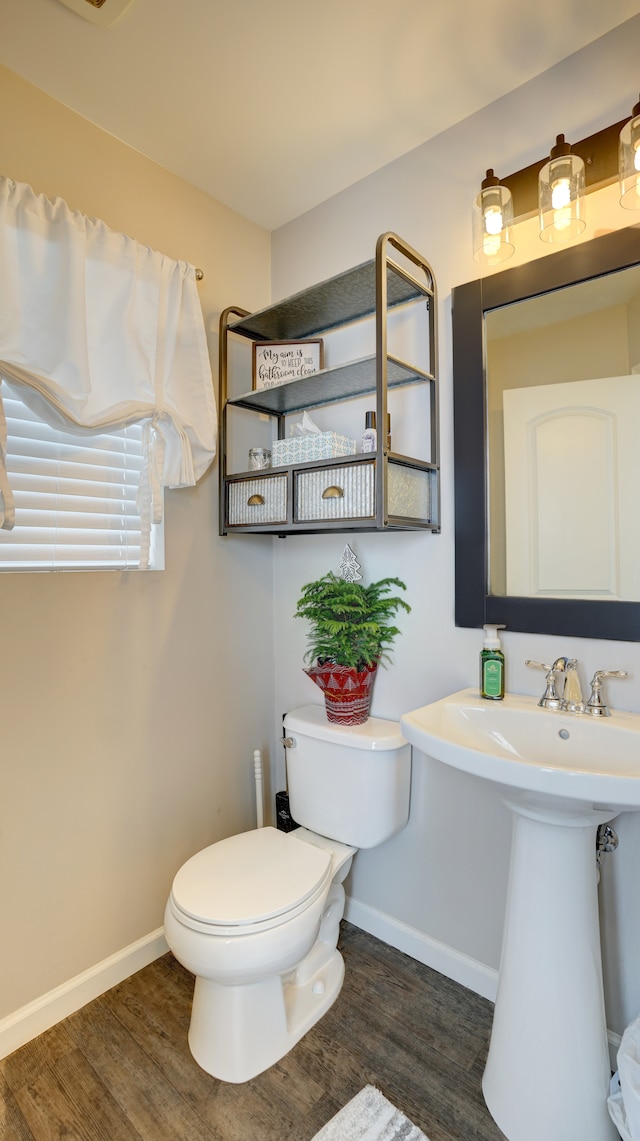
[218,231,439,537]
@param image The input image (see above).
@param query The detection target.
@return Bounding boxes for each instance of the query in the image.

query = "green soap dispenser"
[480,624,506,700]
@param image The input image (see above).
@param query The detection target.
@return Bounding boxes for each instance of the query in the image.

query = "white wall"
[0,64,274,1027]
[271,16,640,1034]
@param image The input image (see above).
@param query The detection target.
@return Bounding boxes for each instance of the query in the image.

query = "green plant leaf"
[294,571,410,671]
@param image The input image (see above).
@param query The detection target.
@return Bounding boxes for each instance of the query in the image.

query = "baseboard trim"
[346,897,624,1070]
[0,908,624,1070]
[345,896,499,1001]
[0,927,168,1060]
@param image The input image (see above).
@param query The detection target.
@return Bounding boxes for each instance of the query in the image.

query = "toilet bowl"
[165,825,354,1082]
[164,704,411,1083]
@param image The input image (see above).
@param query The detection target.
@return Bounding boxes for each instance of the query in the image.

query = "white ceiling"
[1,0,640,230]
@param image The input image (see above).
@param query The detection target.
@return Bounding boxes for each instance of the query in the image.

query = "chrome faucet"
[525,657,573,710]
[526,658,628,715]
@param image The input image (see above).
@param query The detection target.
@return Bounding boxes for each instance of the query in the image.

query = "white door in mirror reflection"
[503,376,640,600]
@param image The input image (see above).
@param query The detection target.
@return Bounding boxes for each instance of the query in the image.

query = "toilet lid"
[170,826,332,927]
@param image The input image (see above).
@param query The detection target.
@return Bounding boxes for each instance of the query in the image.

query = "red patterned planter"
[304,661,378,725]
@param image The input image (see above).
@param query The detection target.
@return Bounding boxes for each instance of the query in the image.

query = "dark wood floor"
[0,923,505,1141]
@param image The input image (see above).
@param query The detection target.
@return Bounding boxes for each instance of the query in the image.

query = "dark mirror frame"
[452,224,640,642]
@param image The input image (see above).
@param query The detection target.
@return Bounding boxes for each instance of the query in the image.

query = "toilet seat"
[170,826,333,936]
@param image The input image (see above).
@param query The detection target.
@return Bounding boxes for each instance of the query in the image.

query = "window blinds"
[0,176,216,568]
[0,384,163,570]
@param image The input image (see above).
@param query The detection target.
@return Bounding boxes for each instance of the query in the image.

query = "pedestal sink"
[400,688,640,1141]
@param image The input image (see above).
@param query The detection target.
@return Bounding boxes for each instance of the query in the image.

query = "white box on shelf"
[271,432,356,466]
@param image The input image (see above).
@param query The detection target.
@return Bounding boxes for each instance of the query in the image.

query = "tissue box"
[272,432,356,466]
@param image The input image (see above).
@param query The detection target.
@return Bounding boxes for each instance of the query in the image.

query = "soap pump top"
[482,624,505,649]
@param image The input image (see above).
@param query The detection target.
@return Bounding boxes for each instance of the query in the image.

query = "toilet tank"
[282,704,411,849]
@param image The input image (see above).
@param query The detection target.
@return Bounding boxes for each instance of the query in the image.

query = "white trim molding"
[345,896,500,1002]
[346,897,623,1070]
[0,908,623,1073]
[0,928,167,1060]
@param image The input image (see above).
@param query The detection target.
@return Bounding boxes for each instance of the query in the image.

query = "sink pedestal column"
[482,800,618,1141]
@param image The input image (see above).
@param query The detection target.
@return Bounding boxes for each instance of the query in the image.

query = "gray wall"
[270,16,640,1037]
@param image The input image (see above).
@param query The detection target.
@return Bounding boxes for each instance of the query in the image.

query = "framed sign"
[253,339,324,391]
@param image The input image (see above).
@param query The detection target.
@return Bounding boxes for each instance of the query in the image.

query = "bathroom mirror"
[452,224,640,641]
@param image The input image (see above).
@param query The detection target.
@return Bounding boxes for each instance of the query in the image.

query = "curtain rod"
[195,268,204,281]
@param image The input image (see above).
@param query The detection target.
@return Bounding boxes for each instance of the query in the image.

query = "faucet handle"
[525,659,564,709]
[585,670,628,717]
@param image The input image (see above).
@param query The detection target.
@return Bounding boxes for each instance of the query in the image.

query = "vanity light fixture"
[472,169,515,265]
[619,94,640,208]
[539,135,586,243]
[473,105,633,258]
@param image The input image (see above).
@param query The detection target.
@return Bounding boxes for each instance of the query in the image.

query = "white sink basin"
[401,686,640,812]
[401,687,630,1141]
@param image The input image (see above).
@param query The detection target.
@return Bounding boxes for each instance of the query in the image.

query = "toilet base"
[189,946,344,1083]
[187,882,347,1083]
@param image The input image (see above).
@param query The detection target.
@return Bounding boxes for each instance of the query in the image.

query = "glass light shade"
[539,137,585,243]
[619,102,640,209]
[472,172,514,265]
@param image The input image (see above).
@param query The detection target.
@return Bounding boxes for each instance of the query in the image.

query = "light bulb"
[539,136,585,241]
[553,207,572,231]
[484,205,503,236]
[551,178,571,210]
[473,170,514,263]
[482,234,502,259]
[634,144,640,173]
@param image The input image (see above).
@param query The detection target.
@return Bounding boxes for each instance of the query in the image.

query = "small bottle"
[480,624,506,700]
[385,413,391,451]
[361,411,377,452]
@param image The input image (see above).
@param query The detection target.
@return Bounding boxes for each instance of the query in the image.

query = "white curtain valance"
[0,176,216,561]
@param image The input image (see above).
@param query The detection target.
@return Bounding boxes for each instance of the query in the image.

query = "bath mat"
[311,1085,429,1140]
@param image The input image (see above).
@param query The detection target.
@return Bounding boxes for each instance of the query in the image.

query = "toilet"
[164,703,411,1083]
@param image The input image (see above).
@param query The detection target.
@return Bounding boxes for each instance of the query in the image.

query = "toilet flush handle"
[280,736,296,749]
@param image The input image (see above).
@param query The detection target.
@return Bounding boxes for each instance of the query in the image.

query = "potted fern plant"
[294,570,410,725]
